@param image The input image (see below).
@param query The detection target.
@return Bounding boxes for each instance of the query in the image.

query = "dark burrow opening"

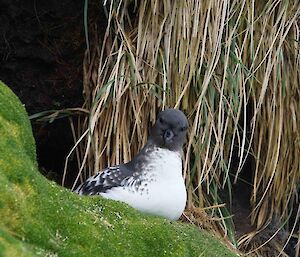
[0,0,105,187]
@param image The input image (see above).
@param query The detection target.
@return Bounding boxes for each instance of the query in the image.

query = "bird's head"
[150,109,188,151]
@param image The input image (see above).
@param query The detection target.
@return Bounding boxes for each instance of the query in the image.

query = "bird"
[74,108,188,220]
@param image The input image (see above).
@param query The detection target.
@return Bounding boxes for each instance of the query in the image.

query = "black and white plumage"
[75,109,188,220]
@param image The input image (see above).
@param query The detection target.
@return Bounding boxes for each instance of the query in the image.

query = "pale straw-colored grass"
[63,0,300,255]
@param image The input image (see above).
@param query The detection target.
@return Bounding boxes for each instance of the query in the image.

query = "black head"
[150,109,188,151]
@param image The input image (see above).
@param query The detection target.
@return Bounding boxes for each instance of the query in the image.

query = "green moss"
[0,228,39,257]
[0,81,239,257]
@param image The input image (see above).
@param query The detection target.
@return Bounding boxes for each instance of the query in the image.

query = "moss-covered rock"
[0,81,238,257]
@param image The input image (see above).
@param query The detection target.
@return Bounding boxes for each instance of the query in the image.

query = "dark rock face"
[0,0,87,185]
[0,0,85,112]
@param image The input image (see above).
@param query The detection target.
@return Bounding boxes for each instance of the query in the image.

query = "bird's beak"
[163,129,174,143]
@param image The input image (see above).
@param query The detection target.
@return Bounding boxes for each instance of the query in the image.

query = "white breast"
[100,148,187,220]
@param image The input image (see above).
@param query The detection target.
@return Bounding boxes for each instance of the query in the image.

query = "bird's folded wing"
[74,165,139,195]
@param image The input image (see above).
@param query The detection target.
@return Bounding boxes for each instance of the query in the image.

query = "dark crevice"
[0,0,99,186]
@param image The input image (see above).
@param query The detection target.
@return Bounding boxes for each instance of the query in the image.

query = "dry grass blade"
[64,0,300,255]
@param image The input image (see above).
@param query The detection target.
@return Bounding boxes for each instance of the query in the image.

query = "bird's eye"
[159,117,165,124]
[180,126,187,132]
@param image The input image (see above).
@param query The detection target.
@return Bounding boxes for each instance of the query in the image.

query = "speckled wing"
[74,165,140,195]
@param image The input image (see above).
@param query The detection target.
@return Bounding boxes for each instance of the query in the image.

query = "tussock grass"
[64,0,300,256]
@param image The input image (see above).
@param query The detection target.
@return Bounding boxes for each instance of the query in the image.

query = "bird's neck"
[124,139,183,178]
[143,138,182,153]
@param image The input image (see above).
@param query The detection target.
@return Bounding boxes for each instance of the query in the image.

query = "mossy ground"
[0,81,238,257]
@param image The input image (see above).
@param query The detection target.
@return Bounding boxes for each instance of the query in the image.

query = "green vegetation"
[0,81,238,257]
